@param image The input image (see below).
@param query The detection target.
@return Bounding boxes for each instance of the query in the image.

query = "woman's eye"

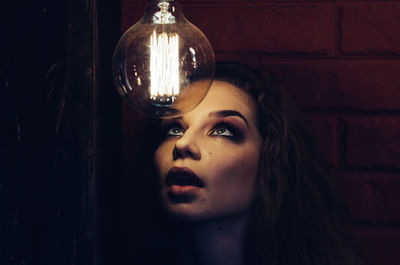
[165,125,184,137]
[210,126,234,137]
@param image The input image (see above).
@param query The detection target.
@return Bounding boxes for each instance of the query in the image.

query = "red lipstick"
[166,167,204,196]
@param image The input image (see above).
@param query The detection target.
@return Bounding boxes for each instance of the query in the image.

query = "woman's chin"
[164,203,251,225]
[163,203,205,223]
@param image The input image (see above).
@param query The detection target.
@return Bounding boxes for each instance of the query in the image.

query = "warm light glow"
[150,31,180,102]
[112,0,215,117]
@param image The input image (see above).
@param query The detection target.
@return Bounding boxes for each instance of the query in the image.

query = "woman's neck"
[179,213,249,265]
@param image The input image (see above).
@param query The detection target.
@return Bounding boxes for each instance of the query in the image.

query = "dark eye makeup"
[166,124,184,137]
[208,122,243,142]
[160,119,244,143]
[160,121,184,139]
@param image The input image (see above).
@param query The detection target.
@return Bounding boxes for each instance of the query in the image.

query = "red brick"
[181,0,246,2]
[351,227,400,265]
[184,4,334,55]
[258,59,335,109]
[122,3,335,55]
[121,5,145,32]
[339,3,400,56]
[238,59,400,111]
[333,60,400,111]
[121,0,147,8]
[216,57,332,109]
[215,53,261,66]
[122,0,247,5]
[253,0,330,2]
[337,174,400,223]
[342,116,400,168]
[307,114,338,166]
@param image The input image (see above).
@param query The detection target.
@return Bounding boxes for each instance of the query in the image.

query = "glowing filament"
[150,31,179,102]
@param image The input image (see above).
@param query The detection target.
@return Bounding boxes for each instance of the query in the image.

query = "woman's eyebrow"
[209,110,249,128]
[160,116,181,127]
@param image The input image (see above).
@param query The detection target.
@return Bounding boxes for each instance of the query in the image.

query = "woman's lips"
[168,185,201,196]
[166,167,204,196]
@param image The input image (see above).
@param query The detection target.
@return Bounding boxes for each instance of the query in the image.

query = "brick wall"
[120,1,400,264]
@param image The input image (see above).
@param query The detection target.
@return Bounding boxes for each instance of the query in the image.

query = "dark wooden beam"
[0,0,121,264]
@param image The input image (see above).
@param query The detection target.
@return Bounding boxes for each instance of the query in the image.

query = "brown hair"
[214,61,360,265]
[128,61,361,265]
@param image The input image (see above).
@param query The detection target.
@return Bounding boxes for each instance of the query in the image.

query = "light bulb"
[113,0,215,118]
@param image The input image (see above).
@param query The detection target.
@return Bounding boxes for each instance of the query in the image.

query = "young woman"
[130,62,360,265]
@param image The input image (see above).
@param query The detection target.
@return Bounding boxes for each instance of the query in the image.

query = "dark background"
[1,0,122,264]
[1,0,400,265]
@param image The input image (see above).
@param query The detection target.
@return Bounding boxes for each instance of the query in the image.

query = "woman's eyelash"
[209,123,242,142]
[210,124,235,137]
[161,122,242,142]
[162,123,184,137]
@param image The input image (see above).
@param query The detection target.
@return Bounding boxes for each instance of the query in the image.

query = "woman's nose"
[172,131,201,160]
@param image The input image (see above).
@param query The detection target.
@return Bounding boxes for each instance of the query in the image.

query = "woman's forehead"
[178,81,257,123]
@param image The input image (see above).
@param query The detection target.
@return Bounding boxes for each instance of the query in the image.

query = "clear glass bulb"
[113,0,215,118]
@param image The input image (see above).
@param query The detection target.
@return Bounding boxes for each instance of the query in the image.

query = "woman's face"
[154,81,262,222]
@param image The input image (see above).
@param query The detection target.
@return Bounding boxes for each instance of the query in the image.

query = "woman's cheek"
[211,151,247,176]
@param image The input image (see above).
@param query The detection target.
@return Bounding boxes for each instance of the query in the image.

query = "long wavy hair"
[128,62,360,265]
[215,62,359,265]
